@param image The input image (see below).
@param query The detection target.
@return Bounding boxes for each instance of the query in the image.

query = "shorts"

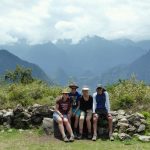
[53,112,68,122]
[72,108,81,117]
[95,109,108,119]
[80,110,92,120]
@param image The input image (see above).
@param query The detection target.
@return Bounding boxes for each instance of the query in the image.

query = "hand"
[60,114,63,118]
[108,113,112,117]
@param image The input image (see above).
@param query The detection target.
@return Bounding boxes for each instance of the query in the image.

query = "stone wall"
[0,104,149,142]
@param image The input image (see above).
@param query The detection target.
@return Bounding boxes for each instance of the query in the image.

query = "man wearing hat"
[92,84,114,141]
[68,83,81,138]
[53,89,74,142]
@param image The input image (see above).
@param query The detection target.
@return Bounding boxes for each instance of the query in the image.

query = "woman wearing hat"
[92,84,114,141]
[78,86,93,139]
[53,89,74,142]
[68,83,81,138]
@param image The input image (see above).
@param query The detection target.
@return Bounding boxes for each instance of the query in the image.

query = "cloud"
[0,0,150,44]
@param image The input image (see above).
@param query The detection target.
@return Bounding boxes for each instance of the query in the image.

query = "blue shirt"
[69,91,81,109]
[93,91,110,113]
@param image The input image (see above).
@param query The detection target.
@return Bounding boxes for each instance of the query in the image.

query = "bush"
[108,77,150,112]
[0,80,62,109]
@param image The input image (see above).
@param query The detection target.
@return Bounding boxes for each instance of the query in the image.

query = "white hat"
[82,86,90,91]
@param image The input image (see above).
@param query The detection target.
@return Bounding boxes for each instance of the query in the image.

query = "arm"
[74,100,80,113]
[87,96,93,113]
[55,103,63,118]
[105,91,110,113]
[92,93,97,113]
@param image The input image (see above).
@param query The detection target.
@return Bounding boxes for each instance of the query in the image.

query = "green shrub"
[108,77,150,112]
[0,80,62,108]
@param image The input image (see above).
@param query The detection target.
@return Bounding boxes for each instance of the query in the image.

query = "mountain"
[0,36,148,87]
[55,36,146,74]
[0,49,52,83]
[101,50,150,84]
[136,40,150,51]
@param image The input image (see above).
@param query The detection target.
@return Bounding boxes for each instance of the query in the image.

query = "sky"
[0,0,150,44]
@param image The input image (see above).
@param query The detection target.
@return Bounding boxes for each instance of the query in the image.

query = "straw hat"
[62,89,70,94]
[69,83,79,89]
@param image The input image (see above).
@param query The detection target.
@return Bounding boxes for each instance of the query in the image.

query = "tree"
[5,65,34,84]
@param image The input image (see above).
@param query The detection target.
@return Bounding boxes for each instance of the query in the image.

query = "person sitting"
[53,89,74,142]
[78,86,93,139]
[68,83,81,138]
[92,84,114,141]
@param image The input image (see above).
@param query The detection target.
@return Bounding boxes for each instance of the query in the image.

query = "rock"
[118,133,132,141]
[112,132,118,139]
[42,118,54,135]
[3,111,14,117]
[136,113,145,119]
[110,111,118,116]
[31,105,53,125]
[13,104,24,115]
[127,126,136,132]
[133,121,141,127]
[127,114,136,123]
[114,128,118,132]
[138,136,150,142]
[140,119,147,124]
[117,115,125,120]
[33,104,42,108]
[118,110,126,115]
[137,124,146,133]
[120,118,128,124]
[117,122,129,128]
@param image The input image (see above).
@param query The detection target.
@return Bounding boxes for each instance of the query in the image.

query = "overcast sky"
[0,0,150,44]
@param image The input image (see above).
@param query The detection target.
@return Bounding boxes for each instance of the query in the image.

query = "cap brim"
[69,85,79,89]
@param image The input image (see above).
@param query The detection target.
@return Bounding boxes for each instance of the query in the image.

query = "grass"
[0,129,149,150]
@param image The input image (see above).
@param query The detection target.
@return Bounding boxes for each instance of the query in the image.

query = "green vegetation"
[107,76,150,112]
[0,80,62,109]
[0,66,62,109]
[0,129,149,150]
[5,65,34,84]
[1,67,150,114]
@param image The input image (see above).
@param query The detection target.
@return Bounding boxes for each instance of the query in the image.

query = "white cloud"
[0,0,150,44]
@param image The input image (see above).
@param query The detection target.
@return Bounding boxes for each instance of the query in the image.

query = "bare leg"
[74,116,79,129]
[79,115,85,134]
[56,117,66,138]
[86,115,92,133]
[108,114,113,135]
[67,113,71,124]
[63,118,74,137]
[93,114,98,136]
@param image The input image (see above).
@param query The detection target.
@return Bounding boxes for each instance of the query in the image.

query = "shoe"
[92,135,97,141]
[74,131,78,139]
[63,136,69,142]
[87,133,92,139]
[78,133,83,140]
[69,136,74,142]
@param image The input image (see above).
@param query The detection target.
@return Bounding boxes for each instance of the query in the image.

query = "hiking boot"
[74,131,78,139]
[78,133,83,140]
[92,135,97,141]
[63,136,69,142]
[87,133,92,139]
[69,136,74,142]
